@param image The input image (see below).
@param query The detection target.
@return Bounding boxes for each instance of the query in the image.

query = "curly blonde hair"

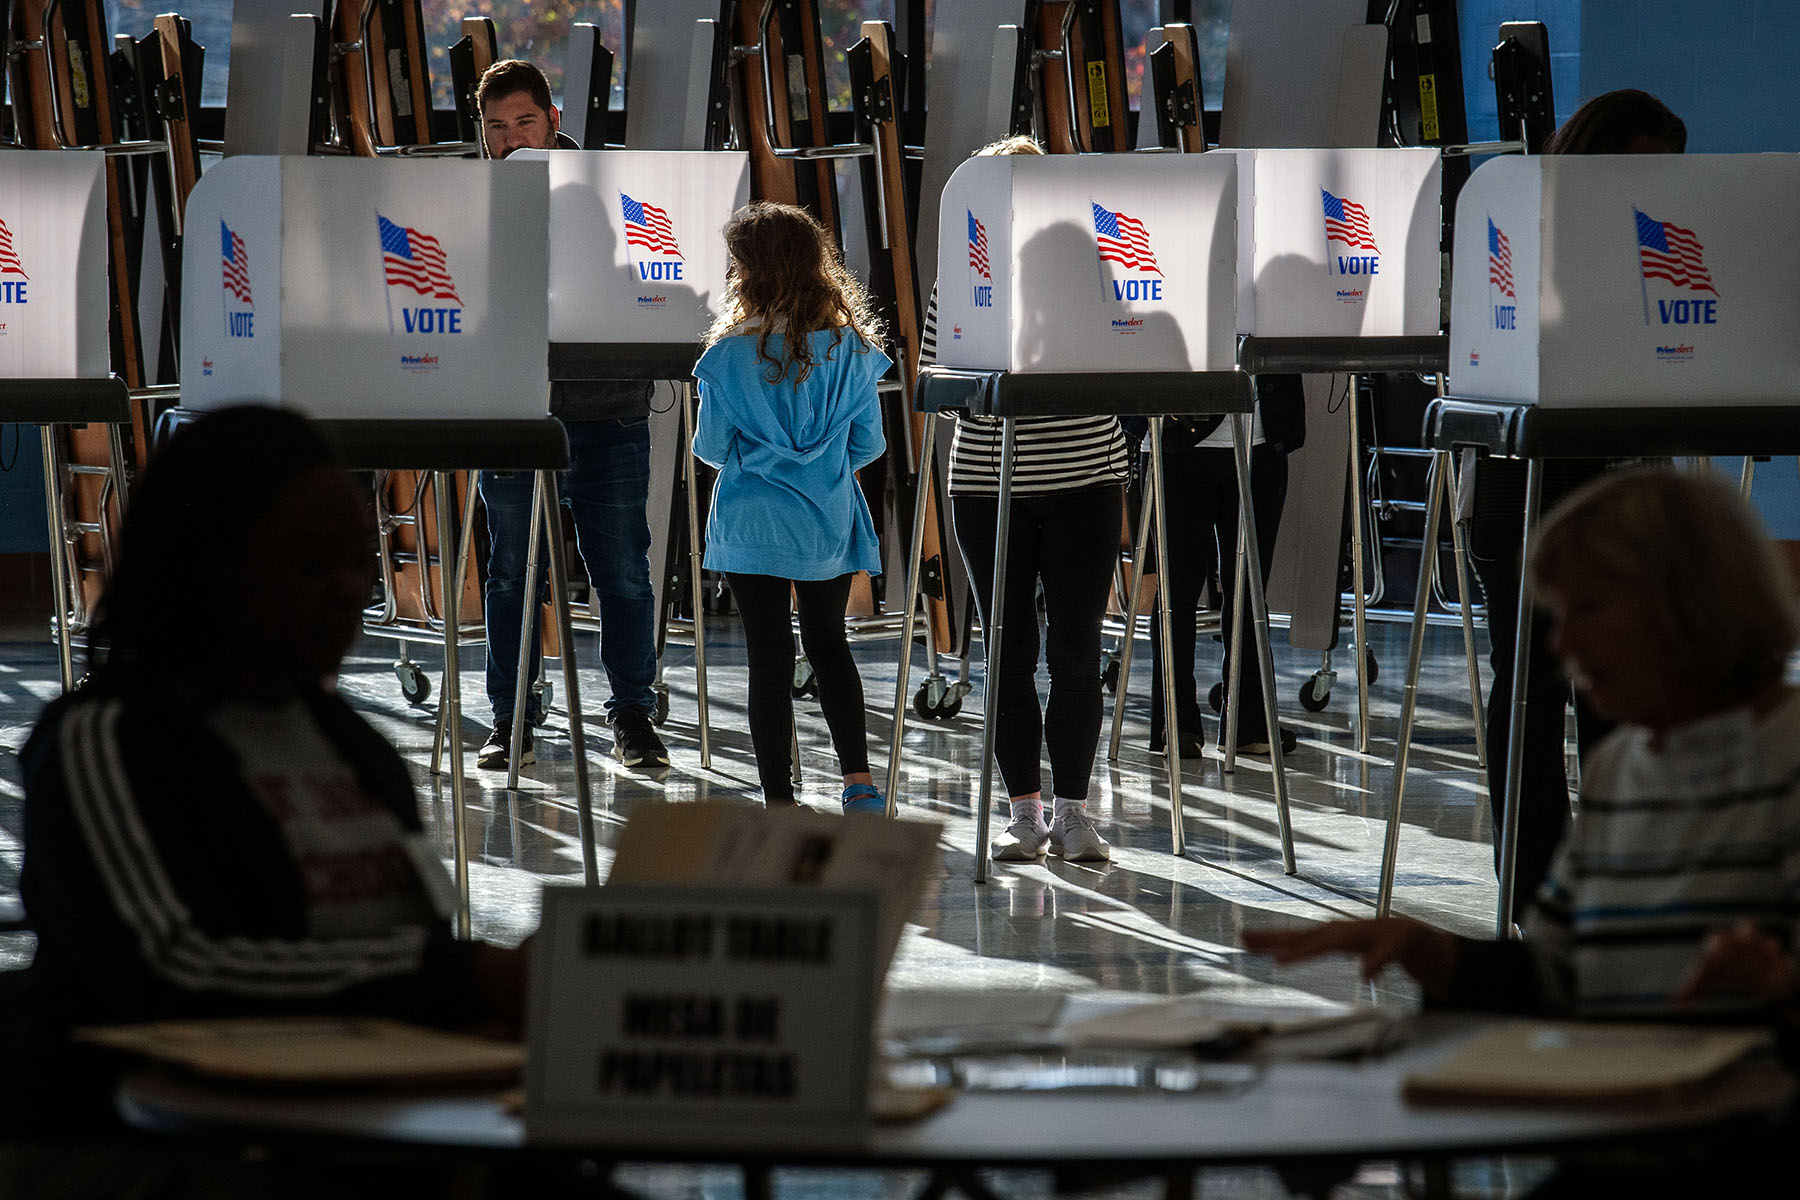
[703,202,885,385]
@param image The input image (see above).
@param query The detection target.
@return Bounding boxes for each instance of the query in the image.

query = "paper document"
[1403,1021,1770,1104]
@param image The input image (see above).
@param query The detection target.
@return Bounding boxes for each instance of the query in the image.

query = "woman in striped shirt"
[1246,469,1800,1019]
[924,136,1131,865]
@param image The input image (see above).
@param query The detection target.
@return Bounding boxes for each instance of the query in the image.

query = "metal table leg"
[1495,460,1542,938]
[433,477,481,781]
[972,418,1016,884]
[39,429,76,693]
[433,471,473,937]
[541,477,599,887]
[1106,466,1156,761]
[887,412,938,815]
[1149,419,1186,853]
[683,384,711,769]
[1221,521,1247,773]
[1347,374,1371,753]
[1444,452,1488,769]
[1230,414,1295,874]
[506,470,550,790]
[1376,452,1446,916]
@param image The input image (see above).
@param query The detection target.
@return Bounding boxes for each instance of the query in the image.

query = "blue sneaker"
[841,783,888,815]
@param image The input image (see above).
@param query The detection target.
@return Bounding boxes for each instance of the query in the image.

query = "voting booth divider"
[1212,146,1467,765]
[1386,154,1800,935]
[176,155,565,934]
[904,151,1298,882]
[1,151,131,691]
[1448,154,1800,407]
[496,149,750,780]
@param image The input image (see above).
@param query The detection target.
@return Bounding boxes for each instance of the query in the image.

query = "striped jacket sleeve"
[22,695,477,1024]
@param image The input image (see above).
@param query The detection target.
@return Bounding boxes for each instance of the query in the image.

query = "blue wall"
[0,426,47,554]
[1580,0,1800,536]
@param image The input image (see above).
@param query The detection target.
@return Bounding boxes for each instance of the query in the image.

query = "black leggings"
[1146,443,1289,741]
[727,572,869,802]
[953,484,1123,801]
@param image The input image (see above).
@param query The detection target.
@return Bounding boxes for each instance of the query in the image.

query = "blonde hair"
[703,201,884,385]
[1529,468,1798,710]
[974,135,1046,158]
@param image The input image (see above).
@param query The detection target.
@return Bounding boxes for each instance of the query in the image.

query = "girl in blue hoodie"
[693,202,892,812]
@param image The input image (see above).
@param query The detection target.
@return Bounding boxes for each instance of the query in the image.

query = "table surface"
[115,1015,1793,1170]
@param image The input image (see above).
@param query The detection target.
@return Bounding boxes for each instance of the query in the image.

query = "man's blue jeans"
[480,417,658,722]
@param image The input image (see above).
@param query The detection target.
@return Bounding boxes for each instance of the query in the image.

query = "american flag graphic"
[1092,202,1161,274]
[0,218,26,279]
[1321,189,1379,252]
[221,220,252,305]
[1487,218,1514,299]
[378,213,461,303]
[1635,209,1717,296]
[621,193,682,258]
[967,210,991,280]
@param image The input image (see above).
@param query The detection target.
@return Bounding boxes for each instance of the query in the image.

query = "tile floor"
[0,610,1561,1198]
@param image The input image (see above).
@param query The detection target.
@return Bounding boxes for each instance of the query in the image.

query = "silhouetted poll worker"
[10,406,523,1135]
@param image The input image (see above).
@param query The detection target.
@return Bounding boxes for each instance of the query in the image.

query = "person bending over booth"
[923,134,1128,864]
[474,58,669,772]
[1464,88,1688,916]
[1146,374,1304,758]
[1248,468,1800,1020]
[10,406,523,1126]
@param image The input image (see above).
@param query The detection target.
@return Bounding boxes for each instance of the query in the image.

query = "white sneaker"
[990,818,1049,862]
[1049,808,1111,862]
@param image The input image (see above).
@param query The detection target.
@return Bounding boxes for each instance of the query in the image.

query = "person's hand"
[1242,917,1459,1002]
[1675,922,1797,1008]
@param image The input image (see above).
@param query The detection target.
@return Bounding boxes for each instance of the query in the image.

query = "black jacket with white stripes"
[14,683,482,1038]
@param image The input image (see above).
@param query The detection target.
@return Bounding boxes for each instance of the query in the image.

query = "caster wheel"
[791,658,818,700]
[1298,674,1332,712]
[1100,655,1121,694]
[395,662,431,706]
[913,678,963,721]
[1208,681,1225,715]
[651,683,670,726]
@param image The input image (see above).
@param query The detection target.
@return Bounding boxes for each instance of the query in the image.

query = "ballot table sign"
[933,152,1238,373]
[0,152,108,379]
[525,884,880,1149]
[1231,148,1441,337]
[178,156,550,418]
[1450,155,1800,407]
[507,149,750,346]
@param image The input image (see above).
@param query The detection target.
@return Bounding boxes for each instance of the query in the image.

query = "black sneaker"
[1238,727,1299,756]
[477,716,534,769]
[610,708,669,769]
[1150,727,1206,756]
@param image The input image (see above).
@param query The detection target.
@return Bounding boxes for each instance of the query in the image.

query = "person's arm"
[846,345,891,471]
[690,369,734,469]
[21,698,492,1028]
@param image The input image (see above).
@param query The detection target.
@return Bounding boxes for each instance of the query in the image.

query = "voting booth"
[932,153,1238,374]
[1233,147,1441,338]
[1450,155,1800,407]
[0,152,110,380]
[180,156,550,417]
[511,148,749,359]
[1223,147,1449,756]
[913,151,1299,883]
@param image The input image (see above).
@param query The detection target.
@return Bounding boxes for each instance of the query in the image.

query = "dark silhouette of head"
[1544,89,1686,156]
[89,406,374,701]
